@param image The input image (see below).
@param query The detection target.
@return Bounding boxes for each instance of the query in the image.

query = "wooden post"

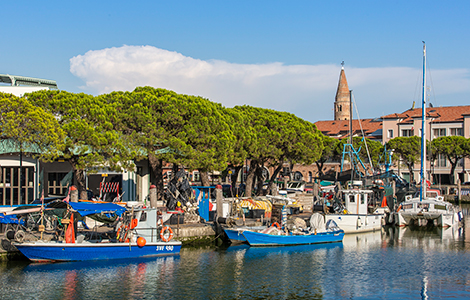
[70,185,79,202]
[216,184,223,219]
[149,185,157,208]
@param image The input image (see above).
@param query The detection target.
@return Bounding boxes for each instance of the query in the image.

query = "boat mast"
[420,41,427,201]
[349,90,353,146]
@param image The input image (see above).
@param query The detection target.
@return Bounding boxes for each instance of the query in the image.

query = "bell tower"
[334,63,350,121]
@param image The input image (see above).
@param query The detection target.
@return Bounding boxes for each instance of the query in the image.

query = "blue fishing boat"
[241,229,344,247]
[241,214,344,247]
[12,201,181,262]
[222,225,267,243]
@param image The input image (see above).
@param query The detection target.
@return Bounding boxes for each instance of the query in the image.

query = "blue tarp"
[67,202,127,217]
[0,214,25,225]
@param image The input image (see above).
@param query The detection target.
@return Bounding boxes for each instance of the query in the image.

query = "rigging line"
[426,57,438,107]
[351,93,373,173]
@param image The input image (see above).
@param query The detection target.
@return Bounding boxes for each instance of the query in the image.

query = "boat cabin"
[343,182,373,215]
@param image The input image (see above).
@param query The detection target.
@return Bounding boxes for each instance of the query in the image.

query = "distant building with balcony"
[382,105,470,184]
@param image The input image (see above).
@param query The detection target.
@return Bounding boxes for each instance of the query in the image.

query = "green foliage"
[0,92,64,159]
[386,136,421,182]
[232,105,323,194]
[432,136,470,183]
[27,90,134,172]
[110,87,235,174]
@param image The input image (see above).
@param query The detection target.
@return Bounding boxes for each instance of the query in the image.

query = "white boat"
[324,182,385,233]
[394,191,460,227]
[394,42,461,228]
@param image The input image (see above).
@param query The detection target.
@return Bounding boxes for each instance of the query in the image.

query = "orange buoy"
[137,237,146,247]
[271,222,281,229]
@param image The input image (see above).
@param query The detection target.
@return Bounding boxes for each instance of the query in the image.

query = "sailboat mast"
[349,90,353,146]
[420,41,427,201]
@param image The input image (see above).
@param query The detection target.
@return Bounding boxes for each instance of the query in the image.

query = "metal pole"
[420,42,427,201]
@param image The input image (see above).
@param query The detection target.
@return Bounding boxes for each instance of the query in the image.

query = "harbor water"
[0,213,469,299]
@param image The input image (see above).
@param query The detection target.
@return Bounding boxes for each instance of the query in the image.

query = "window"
[0,166,35,205]
[349,195,355,203]
[48,172,68,196]
[401,129,413,137]
[433,128,446,138]
[436,154,447,167]
[450,128,463,136]
[387,129,393,139]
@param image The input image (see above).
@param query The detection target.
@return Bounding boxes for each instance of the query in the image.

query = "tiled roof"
[382,105,470,123]
[315,118,382,139]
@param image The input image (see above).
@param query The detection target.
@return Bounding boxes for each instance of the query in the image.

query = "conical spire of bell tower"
[334,63,350,121]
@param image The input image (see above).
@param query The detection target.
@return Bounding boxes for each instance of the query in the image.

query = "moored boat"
[12,201,181,262]
[324,182,385,233]
[241,214,344,247]
[222,225,267,243]
[392,42,461,228]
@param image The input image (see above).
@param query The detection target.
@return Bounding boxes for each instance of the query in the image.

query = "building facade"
[382,105,470,184]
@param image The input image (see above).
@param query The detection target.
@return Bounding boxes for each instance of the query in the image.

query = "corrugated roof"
[0,139,41,155]
[0,74,58,89]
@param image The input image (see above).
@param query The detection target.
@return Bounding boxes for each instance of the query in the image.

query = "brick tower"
[334,65,350,121]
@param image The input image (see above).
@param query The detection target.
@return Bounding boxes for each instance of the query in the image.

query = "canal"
[0,212,469,299]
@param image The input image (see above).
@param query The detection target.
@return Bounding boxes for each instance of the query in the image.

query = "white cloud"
[70,45,470,122]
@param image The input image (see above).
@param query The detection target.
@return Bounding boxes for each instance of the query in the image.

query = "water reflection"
[17,256,180,299]
[1,214,470,299]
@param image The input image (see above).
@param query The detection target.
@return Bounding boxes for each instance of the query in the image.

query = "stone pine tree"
[315,135,340,177]
[110,87,235,202]
[225,107,256,196]
[432,136,470,184]
[233,106,323,196]
[27,90,134,200]
[386,136,421,183]
[0,92,65,201]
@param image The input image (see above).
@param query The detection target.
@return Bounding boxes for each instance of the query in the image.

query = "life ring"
[271,222,281,229]
[160,226,174,242]
[130,218,138,229]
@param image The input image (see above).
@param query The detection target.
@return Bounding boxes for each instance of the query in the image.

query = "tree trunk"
[74,168,87,200]
[407,163,414,184]
[267,163,283,195]
[450,160,458,185]
[199,170,210,186]
[245,160,258,197]
[69,157,87,200]
[255,164,264,196]
[148,153,165,201]
[315,161,325,177]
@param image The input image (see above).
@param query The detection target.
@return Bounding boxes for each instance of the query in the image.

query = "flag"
[65,213,75,243]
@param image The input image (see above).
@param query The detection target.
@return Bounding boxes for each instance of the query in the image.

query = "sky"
[2,1,470,123]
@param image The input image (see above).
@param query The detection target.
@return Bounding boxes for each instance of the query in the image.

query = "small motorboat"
[241,214,344,247]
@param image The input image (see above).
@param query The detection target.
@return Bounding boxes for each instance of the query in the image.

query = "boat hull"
[325,214,383,233]
[222,226,267,243]
[242,230,344,247]
[395,211,459,227]
[223,228,248,242]
[14,241,182,262]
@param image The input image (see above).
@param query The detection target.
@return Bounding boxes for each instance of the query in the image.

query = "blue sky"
[2,1,470,123]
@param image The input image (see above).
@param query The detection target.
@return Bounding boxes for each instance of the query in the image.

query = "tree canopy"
[432,136,470,184]
[386,136,421,183]
[27,90,134,199]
